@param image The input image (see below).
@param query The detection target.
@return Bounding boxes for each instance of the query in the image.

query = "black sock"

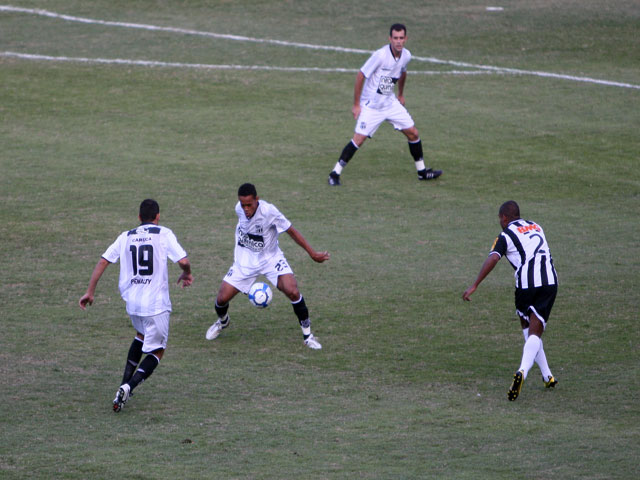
[127,354,159,391]
[339,140,359,165]
[215,301,229,324]
[292,296,311,339]
[121,337,144,385]
[408,139,423,162]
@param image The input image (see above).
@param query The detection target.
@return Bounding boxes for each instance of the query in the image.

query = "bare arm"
[351,71,366,119]
[285,226,330,263]
[397,71,407,106]
[462,253,501,301]
[79,257,110,310]
[176,257,193,288]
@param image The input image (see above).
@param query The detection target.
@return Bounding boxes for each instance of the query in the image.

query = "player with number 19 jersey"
[102,224,188,316]
[491,220,558,290]
[233,200,291,270]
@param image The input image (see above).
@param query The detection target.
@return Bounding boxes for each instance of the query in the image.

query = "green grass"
[1,1,639,478]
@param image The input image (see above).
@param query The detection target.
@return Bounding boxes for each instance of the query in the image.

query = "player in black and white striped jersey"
[463,201,559,401]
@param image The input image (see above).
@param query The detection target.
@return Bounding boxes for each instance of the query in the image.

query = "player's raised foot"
[417,168,442,181]
[304,334,322,350]
[113,383,130,412]
[507,369,524,401]
[328,171,341,186]
[205,315,229,340]
[543,375,558,388]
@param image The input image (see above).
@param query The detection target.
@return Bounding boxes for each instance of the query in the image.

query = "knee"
[352,134,367,148]
[404,128,419,142]
[216,282,237,305]
[279,285,300,301]
[152,348,165,360]
[287,289,301,302]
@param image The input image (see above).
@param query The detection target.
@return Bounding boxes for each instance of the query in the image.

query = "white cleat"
[205,316,229,340]
[113,383,130,412]
[304,334,322,350]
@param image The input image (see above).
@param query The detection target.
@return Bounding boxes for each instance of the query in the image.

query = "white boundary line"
[2,4,639,90]
[0,51,496,75]
[0,5,373,54]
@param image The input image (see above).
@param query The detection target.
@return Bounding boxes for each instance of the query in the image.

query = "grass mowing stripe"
[2,4,638,89]
[0,51,491,75]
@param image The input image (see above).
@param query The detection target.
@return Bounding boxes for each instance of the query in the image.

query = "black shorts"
[514,285,557,325]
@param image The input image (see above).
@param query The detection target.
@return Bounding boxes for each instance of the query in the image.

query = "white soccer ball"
[248,282,273,308]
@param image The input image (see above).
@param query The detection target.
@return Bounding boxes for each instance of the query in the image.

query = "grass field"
[1,1,639,478]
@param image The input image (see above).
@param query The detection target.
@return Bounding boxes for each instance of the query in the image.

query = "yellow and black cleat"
[507,370,525,401]
[543,376,558,388]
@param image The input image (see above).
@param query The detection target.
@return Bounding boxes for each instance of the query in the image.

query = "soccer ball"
[248,282,273,308]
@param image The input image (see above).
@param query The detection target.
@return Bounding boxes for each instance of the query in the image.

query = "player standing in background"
[205,183,329,349]
[79,199,193,412]
[328,23,442,186]
[462,201,559,401]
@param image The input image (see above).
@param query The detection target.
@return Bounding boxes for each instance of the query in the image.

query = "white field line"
[0,51,495,75]
[2,4,639,90]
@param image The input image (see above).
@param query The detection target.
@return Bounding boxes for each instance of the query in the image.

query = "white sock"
[534,341,553,381]
[415,159,426,171]
[522,328,553,380]
[333,161,344,175]
[519,335,541,379]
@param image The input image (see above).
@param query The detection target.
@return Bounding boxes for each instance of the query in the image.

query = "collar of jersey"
[388,44,402,61]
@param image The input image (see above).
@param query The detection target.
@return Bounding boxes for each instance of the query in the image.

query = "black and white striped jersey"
[490,219,558,289]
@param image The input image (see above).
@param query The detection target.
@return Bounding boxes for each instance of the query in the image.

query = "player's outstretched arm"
[462,253,500,301]
[177,257,193,288]
[286,226,330,263]
[79,258,110,310]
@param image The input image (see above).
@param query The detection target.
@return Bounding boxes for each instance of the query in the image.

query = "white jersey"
[490,219,558,289]
[102,224,187,316]
[233,200,292,270]
[360,44,412,110]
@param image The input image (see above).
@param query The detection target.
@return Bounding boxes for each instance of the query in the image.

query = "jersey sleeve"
[401,50,411,73]
[101,232,125,263]
[269,204,292,234]
[490,233,507,258]
[360,50,382,78]
[164,228,188,263]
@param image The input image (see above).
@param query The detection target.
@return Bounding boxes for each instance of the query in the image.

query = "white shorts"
[355,100,415,137]
[222,252,294,294]
[130,311,170,353]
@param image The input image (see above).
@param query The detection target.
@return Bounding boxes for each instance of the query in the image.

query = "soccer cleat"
[113,383,130,412]
[205,315,229,340]
[328,171,341,186]
[507,369,524,401]
[304,334,322,350]
[417,168,443,181]
[543,376,558,388]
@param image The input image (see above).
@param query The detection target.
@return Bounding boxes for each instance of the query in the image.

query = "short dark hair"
[499,200,520,220]
[390,23,406,36]
[238,183,257,198]
[139,199,160,222]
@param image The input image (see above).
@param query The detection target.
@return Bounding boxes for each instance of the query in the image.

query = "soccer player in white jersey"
[328,23,442,186]
[206,183,330,349]
[462,201,559,401]
[79,199,193,412]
